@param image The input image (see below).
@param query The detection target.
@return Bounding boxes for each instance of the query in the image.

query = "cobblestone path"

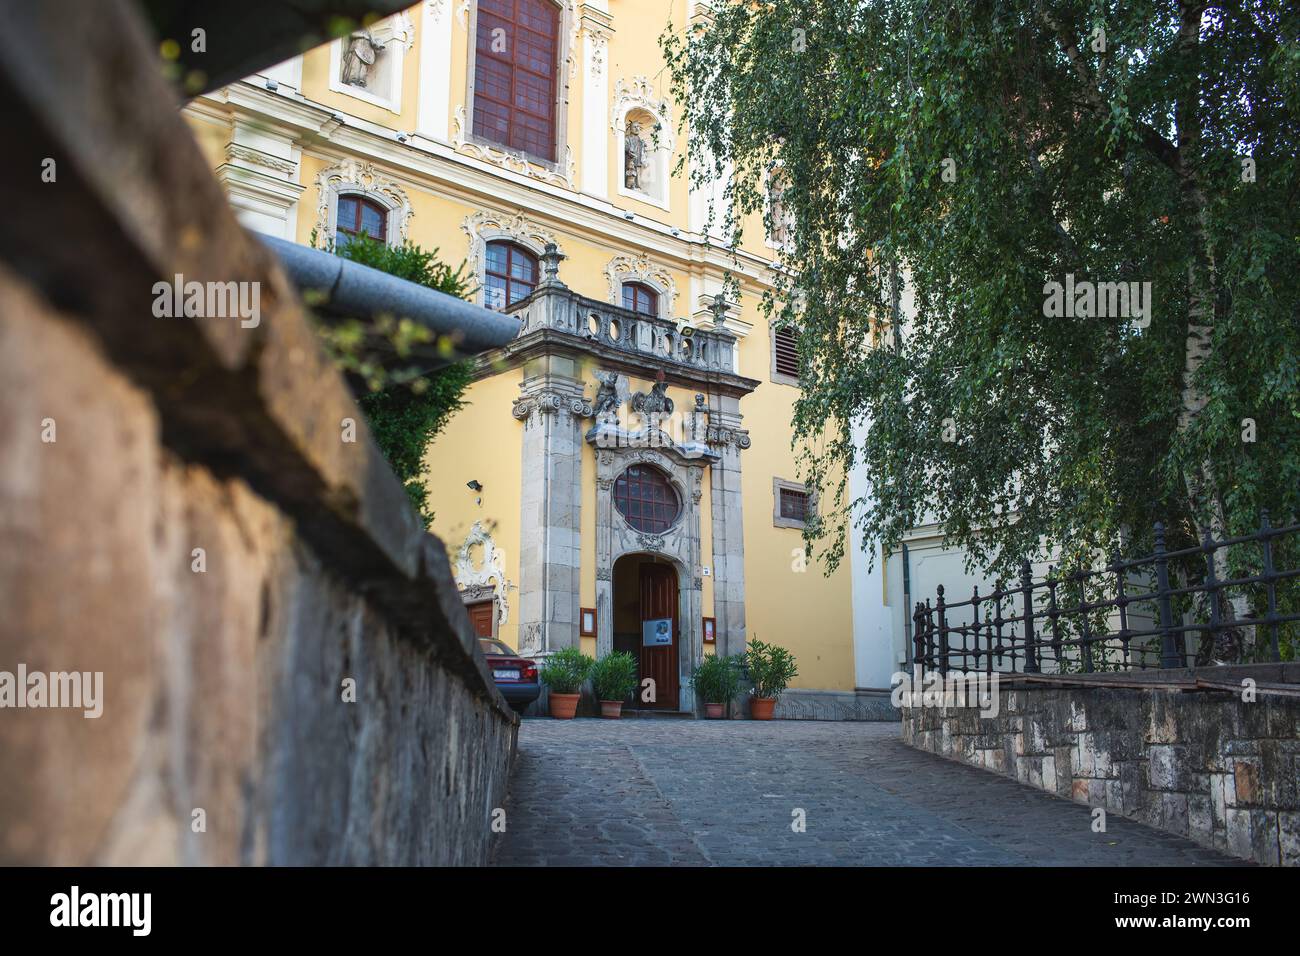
[490,719,1242,866]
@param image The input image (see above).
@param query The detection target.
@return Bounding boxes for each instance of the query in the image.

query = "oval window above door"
[612,465,681,534]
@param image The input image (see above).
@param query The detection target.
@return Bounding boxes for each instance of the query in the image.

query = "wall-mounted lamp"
[466,480,483,492]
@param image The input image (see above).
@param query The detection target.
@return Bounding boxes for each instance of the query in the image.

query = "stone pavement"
[490,719,1245,866]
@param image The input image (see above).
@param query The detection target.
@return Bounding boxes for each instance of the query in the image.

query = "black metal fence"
[911,515,1300,675]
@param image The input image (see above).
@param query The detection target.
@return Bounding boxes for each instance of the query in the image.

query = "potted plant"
[539,646,593,719]
[590,651,639,718]
[744,639,798,720]
[690,653,742,718]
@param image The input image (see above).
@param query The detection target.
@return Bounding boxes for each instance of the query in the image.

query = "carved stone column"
[512,370,592,656]
[708,394,750,661]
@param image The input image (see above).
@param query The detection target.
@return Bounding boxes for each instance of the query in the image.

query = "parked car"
[479,639,540,713]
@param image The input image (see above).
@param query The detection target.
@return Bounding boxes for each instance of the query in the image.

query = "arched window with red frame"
[621,281,659,317]
[336,194,388,247]
[484,240,539,311]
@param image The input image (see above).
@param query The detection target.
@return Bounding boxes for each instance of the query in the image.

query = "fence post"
[1047,567,1062,665]
[1113,548,1131,667]
[1154,522,1181,669]
[912,601,928,676]
[1260,511,1281,662]
[1020,560,1039,673]
[936,584,949,677]
[1201,528,1222,663]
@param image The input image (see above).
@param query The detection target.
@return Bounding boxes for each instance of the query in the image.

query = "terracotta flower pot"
[599,700,623,719]
[550,692,580,719]
[704,702,725,719]
[750,696,776,720]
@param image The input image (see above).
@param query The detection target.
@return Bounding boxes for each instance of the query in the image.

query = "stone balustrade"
[508,286,738,376]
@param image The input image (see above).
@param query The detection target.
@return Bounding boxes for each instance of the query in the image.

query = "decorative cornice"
[226,143,296,175]
[189,81,788,289]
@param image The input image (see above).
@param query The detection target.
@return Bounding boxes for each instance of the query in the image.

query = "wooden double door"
[637,563,679,710]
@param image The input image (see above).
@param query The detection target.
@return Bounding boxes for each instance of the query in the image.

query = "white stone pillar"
[579,4,613,198]
[416,0,454,143]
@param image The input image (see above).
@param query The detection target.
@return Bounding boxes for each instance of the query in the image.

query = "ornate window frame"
[612,76,674,211]
[326,11,416,114]
[457,0,578,189]
[604,253,677,319]
[453,520,512,629]
[314,158,412,247]
[462,210,561,309]
[612,462,684,536]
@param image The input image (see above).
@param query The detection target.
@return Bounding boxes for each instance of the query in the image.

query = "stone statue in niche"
[624,120,648,190]
[342,31,383,87]
[769,180,792,246]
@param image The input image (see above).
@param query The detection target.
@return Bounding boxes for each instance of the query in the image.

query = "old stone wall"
[0,264,517,865]
[902,668,1300,866]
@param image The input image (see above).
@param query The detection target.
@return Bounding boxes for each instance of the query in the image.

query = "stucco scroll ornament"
[453,521,510,625]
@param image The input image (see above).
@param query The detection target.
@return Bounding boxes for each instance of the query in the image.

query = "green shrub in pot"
[591,651,639,701]
[744,639,798,719]
[539,646,593,718]
[690,653,743,712]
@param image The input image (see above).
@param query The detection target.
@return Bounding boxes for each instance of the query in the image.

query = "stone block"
[1041,754,1057,793]
[1225,808,1253,860]
[1280,812,1300,868]
[1211,772,1231,822]
[1066,697,1086,733]
[1250,811,1280,866]
[1148,744,1183,791]
[1233,757,1262,806]
[1160,793,1189,836]
[1189,794,1214,842]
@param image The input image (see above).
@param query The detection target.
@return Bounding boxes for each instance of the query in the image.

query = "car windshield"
[479,639,517,656]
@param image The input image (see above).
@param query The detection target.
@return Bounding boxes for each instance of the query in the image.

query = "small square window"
[773,479,814,529]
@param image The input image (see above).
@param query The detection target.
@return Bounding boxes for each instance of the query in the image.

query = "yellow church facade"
[185,1,878,716]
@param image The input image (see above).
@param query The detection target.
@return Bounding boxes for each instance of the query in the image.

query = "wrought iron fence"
[911,515,1300,675]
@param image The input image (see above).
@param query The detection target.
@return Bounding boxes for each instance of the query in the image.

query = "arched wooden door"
[638,563,679,710]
